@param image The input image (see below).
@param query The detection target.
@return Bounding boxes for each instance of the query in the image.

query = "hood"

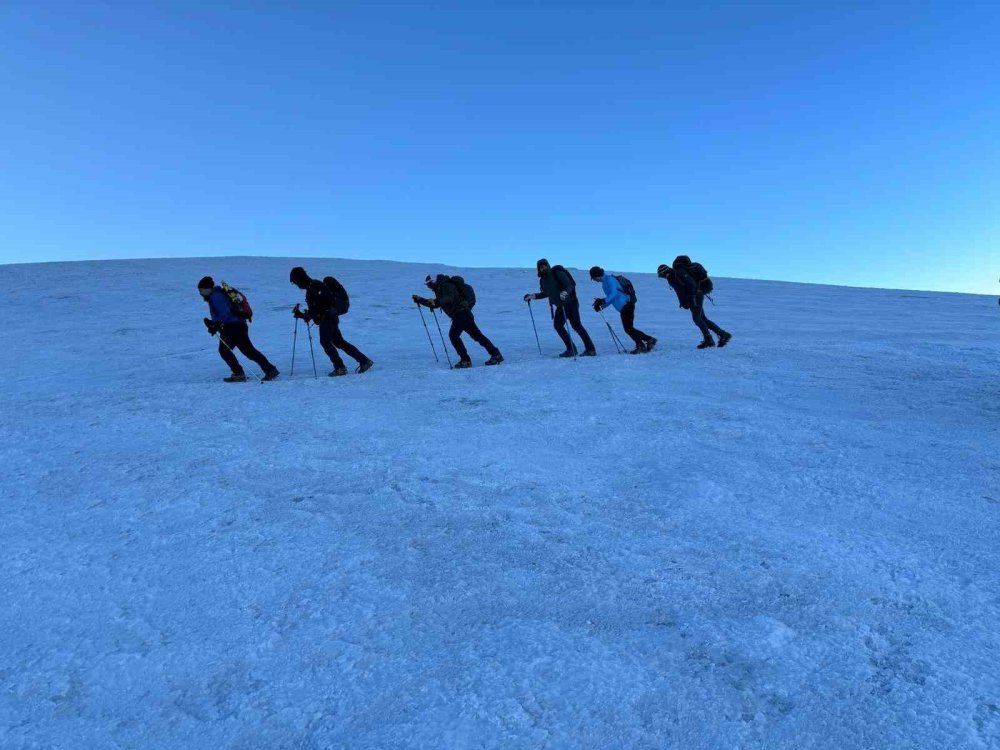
[536,258,551,277]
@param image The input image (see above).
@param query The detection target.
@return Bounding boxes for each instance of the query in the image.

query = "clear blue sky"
[1,1,997,293]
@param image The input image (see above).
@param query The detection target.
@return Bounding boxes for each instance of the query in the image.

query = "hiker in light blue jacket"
[589,266,657,354]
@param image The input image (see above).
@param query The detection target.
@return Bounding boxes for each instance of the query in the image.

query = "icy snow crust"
[1,257,998,749]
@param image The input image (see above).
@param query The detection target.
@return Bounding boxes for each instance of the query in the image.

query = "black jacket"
[429,275,470,319]
[536,266,577,306]
[303,279,337,322]
[664,268,697,309]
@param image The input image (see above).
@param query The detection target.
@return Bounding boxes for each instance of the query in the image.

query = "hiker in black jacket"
[414,274,503,368]
[289,266,374,376]
[523,258,596,357]
[657,256,732,349]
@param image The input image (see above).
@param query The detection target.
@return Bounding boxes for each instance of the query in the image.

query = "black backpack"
[687,263,713,294]
[551,264,576,294]
[323,276,350,315]
[450,275,476,309]
[614,274,637,302]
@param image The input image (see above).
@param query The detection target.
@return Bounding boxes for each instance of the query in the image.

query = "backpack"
[551,265,576,294]
[323,276,350,315]
[614,274,637,302]
[687,262,714,294]
[220,281,253,321]
[450,275,476,309]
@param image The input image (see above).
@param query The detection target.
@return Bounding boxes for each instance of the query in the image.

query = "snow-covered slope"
[2,257,998,749]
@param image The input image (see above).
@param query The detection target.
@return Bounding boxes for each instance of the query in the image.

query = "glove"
[203,318,221,335]
[559,291,569,302]
[413,295,428,307]
[293,304,308,321]
[592,298,605,313]
[523,293,535,303]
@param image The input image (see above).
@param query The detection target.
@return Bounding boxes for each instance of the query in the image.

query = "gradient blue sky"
[2,1,997,293]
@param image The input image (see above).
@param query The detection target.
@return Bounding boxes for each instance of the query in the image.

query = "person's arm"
[603,276,621,307]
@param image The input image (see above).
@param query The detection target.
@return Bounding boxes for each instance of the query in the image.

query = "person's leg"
[448,317,471,361]
[319,316,346,369]
[690,294,714,341]
[327,316,369,364]
[229,322,275,372]
[552,305,573,350]
[619,302,647,348]
[461,312,500,356]
[566,298,595,352]
[217,332,243,374]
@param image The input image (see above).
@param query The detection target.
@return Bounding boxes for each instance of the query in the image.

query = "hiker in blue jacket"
[589,266,657,354]
[198,276,279,382]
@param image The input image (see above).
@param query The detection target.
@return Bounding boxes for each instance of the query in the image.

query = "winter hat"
[656,264,670,277]
[589,266,604,280]
[672,255,692,270]
[289,266,309,285]
[197,276,214,290]
[424,274,435,288]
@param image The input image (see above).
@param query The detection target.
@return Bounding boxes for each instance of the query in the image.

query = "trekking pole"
[305,321,318,379]
[430,308,453,369]
[290,315,299,376]
[415,301,439,362]
[216,334,263,382]
[598,309,626,354]
[526,299,542,355]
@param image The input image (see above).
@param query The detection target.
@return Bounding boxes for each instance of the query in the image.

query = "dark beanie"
[589,266,604,280]
[289,266,309,284]
[197,276,214,289]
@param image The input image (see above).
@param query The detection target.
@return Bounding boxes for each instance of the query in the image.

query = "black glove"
[592,298,605,313]
[293,304,309,321]
[203,318,221,335]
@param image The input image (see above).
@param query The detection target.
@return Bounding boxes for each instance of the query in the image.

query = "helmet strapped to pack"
[220,281,253,321]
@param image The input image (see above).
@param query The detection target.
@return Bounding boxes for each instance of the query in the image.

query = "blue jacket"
[601,275,630,312]
[206,288,242,324]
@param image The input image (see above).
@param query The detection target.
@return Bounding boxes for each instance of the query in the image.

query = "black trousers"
[691,292,726,340]
[449,309,499,360]
[219,322,274,374]
[553,298,595,352]
[619,302,654,348]
[319,314,368,369]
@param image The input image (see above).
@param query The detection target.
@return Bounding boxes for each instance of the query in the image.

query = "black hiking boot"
[356,359,375,374]
[697,338,716,349]
[629,346,644,355]
[717,332,732,348]
[580,349,597,357]
[485,353,503,366]
[262,367,280,382]
[454,358,473,369]
[329,367,348,377]
[644,337,657,353]
[224,372,247,383]
[558,349,576,358]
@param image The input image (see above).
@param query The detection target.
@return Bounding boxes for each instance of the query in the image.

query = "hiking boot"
[485,353,504,366]
[644,337,657,353]
[717,332,732,348]
[558,349,576,358]
[356,359,375,374]
[581,349,597,357]
[224,372,247,383]
[262,367,280,382]
[329,367,349,377]
[629,347,644,355]
[454,358,473,369]
[697,338,716,349]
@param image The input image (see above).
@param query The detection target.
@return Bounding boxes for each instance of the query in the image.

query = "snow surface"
[1,256,998,749]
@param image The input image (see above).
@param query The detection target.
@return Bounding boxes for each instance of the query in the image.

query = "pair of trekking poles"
[289,315,319,379]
